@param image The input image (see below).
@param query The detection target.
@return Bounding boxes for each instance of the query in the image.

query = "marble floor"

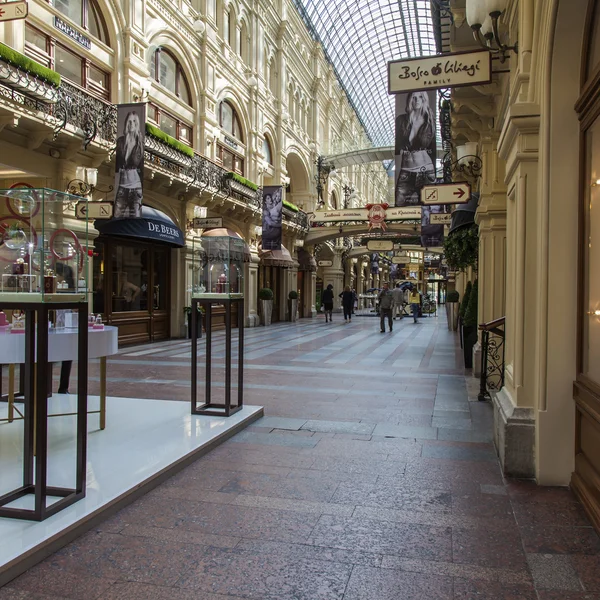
[1,314,600,599]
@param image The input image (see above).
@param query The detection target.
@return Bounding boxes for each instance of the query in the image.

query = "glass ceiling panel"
[293,0,437,147]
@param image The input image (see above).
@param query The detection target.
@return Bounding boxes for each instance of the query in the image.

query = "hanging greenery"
[460,281,472,320]
[443,224,479,272]
[463,279,479,327]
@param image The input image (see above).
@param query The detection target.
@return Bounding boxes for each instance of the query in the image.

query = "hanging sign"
[193,217,223,229]
[387,206,422,220]
[392,257,407,264]
[318,260,333,267]
[75,201,113,219]
[421,182,470,205]
[388,49,492,94]
[0,1,28,22]
[430,213,452,225]
[367,240,394,251]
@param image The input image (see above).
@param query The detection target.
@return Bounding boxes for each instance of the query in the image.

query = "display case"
[192,235,244,299]
[0,186,88,302]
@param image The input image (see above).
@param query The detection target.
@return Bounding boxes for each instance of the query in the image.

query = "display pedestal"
[0,300,88,521]
[191,297,243,417]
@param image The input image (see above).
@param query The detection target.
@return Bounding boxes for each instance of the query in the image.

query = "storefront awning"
[259,244,295,267]
[449,193,479,235]
[94,206,185,247]
[297,247,317,271]
[201,227,251,262]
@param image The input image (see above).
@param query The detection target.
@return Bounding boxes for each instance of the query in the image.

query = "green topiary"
[460,281,472,319]
[146,123,194,158]
[288,290,298,300]
[447,290,460,303]
[226,172,259,191]
[259,287,273,300]
[0,43,61,87]
[283,199,299,212]
[463,279,478,327]
[443,224,479,272]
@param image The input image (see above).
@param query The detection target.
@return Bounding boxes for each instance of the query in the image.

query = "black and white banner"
[262,186,283,251]
[394,91,443,247]
[113,103,146,219]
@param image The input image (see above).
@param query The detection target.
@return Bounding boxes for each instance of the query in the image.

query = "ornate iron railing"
[478,316,506,401]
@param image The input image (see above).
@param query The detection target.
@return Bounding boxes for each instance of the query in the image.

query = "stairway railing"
[478,316,506,401]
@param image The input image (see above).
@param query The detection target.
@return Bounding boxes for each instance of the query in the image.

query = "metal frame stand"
[191,298,244,417]
[0,301,88,521]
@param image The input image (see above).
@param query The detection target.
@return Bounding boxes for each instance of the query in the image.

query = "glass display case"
[0,186,88,301]
[192,235,244,299]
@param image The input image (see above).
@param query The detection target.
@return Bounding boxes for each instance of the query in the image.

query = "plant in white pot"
[288,290,298,322]
[445,290,460,331]
[259,287,273,326]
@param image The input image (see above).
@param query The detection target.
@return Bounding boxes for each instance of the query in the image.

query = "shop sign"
[223,134,239,150]
[388,49,492,94]
[193,217,223,228]
[430,213,452,225]
[54,16,91,49]
[0,1,28,22]
[421,182,470,205]
[318,260,333,267]
[407,263,422,270]
[387,206,422,220]
[392,257,407,264]
[367,240,394,251]
[311,208,368,223]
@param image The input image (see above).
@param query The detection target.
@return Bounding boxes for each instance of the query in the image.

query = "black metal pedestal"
[191,298,243,417]
[0,301,88,521]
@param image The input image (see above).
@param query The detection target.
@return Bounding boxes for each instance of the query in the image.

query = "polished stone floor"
[2,314,600,599]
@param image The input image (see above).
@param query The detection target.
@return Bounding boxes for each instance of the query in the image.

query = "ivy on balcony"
[0,43,61,88]
[227,172,258,191]
[145,123,194,158]
[283,199,299,212]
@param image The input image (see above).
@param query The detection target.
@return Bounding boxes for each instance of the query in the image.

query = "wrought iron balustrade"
[478,316,506,401]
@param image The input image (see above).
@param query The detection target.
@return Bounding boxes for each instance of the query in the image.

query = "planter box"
[260,299,273,326]
[0,59,59,103]
[287,299,298,322]
[187,313,203,339]
[462,325,477,369]
[445,302,459,331]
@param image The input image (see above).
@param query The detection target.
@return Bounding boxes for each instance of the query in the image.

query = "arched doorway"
[285,151,311,212]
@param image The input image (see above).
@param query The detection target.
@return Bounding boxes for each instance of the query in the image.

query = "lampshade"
[76,166,86,181]
[193,19,205,34]
[86,168,98,187]
[481,15,493,37]
[465,0,488,27]
[247,75,258,88]
[456,142,478,166]
[487,0,508,14]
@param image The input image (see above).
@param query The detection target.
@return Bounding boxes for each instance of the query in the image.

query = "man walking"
[409,286,421,324]
[392,282,405,320]
[378,282,394,333]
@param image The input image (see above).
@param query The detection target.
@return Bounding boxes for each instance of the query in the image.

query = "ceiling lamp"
[465,0,518,63]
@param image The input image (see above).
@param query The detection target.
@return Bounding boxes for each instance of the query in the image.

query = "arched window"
[263,136,273,165]
[150,48,191,106]
[223,8,232,46]
[219,101,243,141]
[51,0,109,44]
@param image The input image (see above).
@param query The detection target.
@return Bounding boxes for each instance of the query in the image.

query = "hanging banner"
[421,205,445,248]
[388,49,492,94]
[370,253,380,275]
[394,92,443,247]
[262,186,283,250]
[113,103,145,219]
[310,206,421,224]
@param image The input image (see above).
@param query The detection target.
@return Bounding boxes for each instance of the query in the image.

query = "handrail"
[478,315,506,401]
[479,316,506,331]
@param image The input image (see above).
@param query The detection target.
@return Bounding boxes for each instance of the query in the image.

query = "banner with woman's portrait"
[113,103,146,219]
[262,186,283,250]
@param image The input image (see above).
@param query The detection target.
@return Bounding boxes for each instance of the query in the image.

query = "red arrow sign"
[0,9,5,16]
[453,188,466,199]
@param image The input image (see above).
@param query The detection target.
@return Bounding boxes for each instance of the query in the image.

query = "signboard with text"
[317,260,333,267]
[367,240,394,252]
[0,1,28,22]
[388,49,492,94]
[311,206,422,224]
[193,217,223,229]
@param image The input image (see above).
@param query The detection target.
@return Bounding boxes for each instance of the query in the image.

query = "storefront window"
[111,245,148,313]
[55,45,82,85]
[148,103,193,147]
[583,117,600,384]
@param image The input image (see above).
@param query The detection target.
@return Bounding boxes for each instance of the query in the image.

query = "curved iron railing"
[478,316,506,401]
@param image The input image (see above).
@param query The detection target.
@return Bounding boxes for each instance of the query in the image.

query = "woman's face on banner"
[409,92,427,112]
[265,195,273,209]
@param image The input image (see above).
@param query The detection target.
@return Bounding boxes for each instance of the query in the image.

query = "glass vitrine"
[191,235,244,299]
[0,186,89,301]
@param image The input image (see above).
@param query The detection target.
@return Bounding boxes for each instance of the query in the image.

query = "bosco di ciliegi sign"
[387,49,492,94]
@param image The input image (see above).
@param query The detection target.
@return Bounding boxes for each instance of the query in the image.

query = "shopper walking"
[378,282,395,333]
[409,286,421,324]
[322,284,334,323]
[392,282,405,320]
[339,286,354,323]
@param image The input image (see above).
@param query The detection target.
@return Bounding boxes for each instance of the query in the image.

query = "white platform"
[0,394,262,583]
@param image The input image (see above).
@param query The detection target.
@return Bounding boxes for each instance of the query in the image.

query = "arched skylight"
[292,0,438,147]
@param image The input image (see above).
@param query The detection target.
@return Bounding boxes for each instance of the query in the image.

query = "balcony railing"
[478,316,506,401]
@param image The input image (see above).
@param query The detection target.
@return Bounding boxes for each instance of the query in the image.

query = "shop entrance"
[297,271,305,318]
[259,265,282,323]
[93,237,170,344]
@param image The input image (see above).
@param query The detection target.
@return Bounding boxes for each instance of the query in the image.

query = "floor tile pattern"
[2,315,600,599]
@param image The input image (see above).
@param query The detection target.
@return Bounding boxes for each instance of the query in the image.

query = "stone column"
[323,247,345,311]
[245,252,260,327]
[356,262,365,309]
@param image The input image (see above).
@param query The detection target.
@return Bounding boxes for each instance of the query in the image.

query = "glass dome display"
[192,235,245,299]
[0,186,89,301]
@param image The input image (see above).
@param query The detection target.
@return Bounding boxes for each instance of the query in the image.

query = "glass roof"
[293,0,438,148]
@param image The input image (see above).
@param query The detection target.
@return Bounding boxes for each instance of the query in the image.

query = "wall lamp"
[66,167,112,200]
[465,0,518,63]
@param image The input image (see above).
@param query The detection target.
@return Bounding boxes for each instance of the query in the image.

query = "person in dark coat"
[339,286,354,323]
[322,284,334,323]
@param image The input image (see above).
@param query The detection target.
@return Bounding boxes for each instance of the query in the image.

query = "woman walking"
[322,284,334,323]
[340,286,354,323]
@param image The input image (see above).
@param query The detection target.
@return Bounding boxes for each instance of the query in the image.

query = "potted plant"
[183,305,203,339]
[462,280,478,369]
[459,281,472,349]
[259,287,274,326]
[288,290,298,322]
[446,289,460,331]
